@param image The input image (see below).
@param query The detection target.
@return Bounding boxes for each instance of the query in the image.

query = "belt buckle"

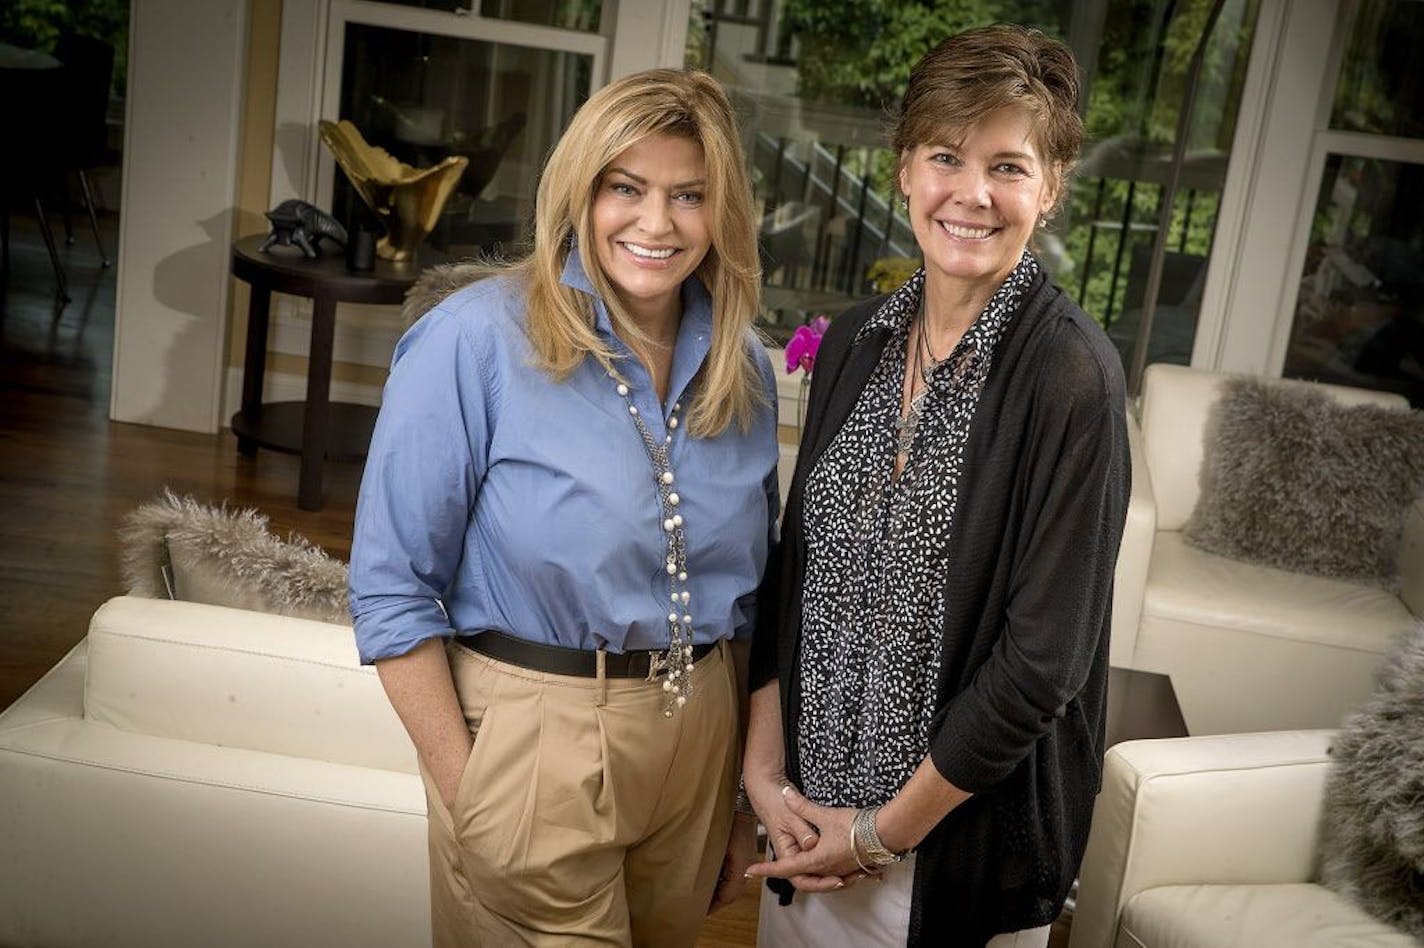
[644,649,668,683]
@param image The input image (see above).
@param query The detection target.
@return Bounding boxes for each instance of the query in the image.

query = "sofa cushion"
[1319,621,1424,940]
[1144,532,1409,654]
[83,597,416,774]
[119,489,350,624]
[1183,378,1424,583]
[1118,883,1418,947]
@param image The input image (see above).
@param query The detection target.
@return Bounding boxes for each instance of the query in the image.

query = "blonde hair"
[495,68,765,438]
[893,25,1084,215]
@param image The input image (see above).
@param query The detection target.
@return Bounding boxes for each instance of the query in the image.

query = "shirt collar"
[855,249,1039,344]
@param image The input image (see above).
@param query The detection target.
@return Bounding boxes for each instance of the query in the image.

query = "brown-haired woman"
[743,25,1130,948]
[350,68,778,946]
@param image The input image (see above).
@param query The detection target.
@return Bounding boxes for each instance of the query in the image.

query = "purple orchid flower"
[784,315,831,375]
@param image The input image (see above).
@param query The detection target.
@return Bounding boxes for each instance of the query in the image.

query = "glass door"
[1279,0,1424,406]
[317,1,609,258]
[683,0,1262,367]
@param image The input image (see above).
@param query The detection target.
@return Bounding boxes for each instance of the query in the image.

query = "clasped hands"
[741,774,885,892]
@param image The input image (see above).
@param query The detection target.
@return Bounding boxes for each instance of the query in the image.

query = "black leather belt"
[456,630,716,680]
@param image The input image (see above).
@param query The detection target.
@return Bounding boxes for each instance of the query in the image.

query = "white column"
[111,0,249,432]
[605,0,692,80]
[1191,0,1340,376]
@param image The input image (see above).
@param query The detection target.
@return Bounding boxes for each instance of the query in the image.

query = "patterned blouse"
[796,251,1040,808]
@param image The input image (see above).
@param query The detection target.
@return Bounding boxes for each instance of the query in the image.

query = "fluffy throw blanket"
[1319,620,1424,939]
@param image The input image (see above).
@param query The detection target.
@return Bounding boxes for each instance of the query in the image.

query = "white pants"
[756,854,1052,948]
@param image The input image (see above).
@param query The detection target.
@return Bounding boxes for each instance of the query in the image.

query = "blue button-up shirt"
[349,251,780,664]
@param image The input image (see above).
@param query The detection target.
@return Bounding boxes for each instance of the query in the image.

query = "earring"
[899,196,909,211]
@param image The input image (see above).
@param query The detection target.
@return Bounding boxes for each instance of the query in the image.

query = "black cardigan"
[750,269,1130,947]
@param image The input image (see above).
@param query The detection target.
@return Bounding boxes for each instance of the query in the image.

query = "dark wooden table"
[1105,666,1188,748]
[230,234,437,510]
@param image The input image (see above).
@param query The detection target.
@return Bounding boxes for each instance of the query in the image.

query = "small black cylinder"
[346,227,376,272]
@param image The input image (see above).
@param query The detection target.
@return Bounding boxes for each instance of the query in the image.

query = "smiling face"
[590,131,712,329]
[898,108,1058,301]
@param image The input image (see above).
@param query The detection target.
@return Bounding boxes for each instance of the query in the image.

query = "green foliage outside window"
[0,0,129,95]
[759,0,1257,329]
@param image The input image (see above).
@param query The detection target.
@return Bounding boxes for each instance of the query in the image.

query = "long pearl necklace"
[610,370,695,717]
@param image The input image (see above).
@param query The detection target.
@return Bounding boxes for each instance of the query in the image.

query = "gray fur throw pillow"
[118,489,350,624]
[1319,621,1424,939]
[1183,378,1424,583]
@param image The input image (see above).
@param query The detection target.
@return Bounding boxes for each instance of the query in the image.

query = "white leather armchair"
[1116,363,1422,734]
[1069,732,1417,948]
[0,596,430,948]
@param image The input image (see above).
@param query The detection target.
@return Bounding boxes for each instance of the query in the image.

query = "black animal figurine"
[259,200,348,259]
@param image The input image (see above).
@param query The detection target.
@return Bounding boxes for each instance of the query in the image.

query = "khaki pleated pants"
[419,639,739,948]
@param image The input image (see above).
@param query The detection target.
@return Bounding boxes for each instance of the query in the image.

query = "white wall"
[111,0,249,433]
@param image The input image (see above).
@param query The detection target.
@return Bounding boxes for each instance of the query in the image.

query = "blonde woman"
[350,69,778,947]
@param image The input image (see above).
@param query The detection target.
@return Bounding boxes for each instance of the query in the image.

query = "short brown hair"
[892,25,1084,208]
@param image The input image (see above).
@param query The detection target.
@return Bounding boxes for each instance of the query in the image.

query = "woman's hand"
[708,813,758,913]
[743,770,822,865]
[743,785,875,892]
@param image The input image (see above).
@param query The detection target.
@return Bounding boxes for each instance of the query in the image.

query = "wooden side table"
[229,234,433,511]
[1105,667,1189,747]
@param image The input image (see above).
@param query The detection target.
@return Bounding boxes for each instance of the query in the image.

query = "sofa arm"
[1109,407,1156,668]
[1400,497,1424,619]
[1068,730,1335,948]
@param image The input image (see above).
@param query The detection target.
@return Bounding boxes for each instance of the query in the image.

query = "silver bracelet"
[852,804,904,869]
[849,808,875,873]
[734,777,756,819]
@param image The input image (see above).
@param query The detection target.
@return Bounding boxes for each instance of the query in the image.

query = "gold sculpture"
[318,119,468,262]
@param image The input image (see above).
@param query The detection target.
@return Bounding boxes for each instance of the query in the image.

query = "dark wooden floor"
[0,209,1070,948]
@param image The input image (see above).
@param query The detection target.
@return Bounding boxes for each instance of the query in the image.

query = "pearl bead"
[665,435,672,444]
[628,405,638,416]
[682,614,692,624]
[672,514,683,527]
[661,471,675,485]
[666,562,676,574]
[683,644,693,656]
[616,383,628,396]
[674,402,682,411]
[668,492,680,506]
[668,612,678,623]
[663,680,673,692]
[669,417,679,429]
[677,571,687,581]
[685,663,694,672]
[664,709,673,718]
[680,591,690,604]
[663,518,675,532]
[676,695,687,707]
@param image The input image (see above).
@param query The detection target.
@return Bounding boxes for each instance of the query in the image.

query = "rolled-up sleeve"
[349,306,492,664]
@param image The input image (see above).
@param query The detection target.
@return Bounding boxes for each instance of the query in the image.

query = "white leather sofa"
[1069,731,1418,948]
[1114,363,1423,734]
[0,596,430,948]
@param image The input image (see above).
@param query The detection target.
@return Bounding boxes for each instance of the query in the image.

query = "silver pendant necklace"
[610,370,695,717]
[894,301,944,455]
